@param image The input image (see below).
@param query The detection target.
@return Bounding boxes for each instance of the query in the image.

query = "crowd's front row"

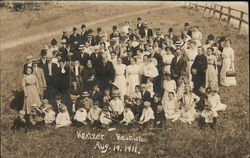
[12,75,227,131]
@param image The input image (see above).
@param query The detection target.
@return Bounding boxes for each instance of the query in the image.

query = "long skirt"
[206,65,218,88]
[220,59,236,86]
[114,75,127,100]
[24,85,41,114]
[127,74,140,96]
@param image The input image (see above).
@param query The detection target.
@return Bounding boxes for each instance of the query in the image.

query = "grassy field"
[1,3,249,158]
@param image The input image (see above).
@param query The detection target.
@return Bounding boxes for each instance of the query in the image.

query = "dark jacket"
[170,56,188,79]
[139,28,153,38]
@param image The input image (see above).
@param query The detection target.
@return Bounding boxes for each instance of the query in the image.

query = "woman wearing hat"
[220,39,236,86]
[46,38,59,59]
[22,67,42,114]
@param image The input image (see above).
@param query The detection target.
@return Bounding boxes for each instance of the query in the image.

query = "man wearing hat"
[110,25,121,41]
[58,39,70,62]
[79,24,88,45]
[154,31,164,48]
[61,30,69,44]
[94,27,103,45]
[23,55,33,74]
[69,27,80,50]
[73,44,90,67]
[32,59,47,99]
[137,17,143,31]
[86,33,95,46]
[167,27,178,43]
[38,49,48,71]
[57,59,70,92]
[139,22,153,39]
[90,45,102,69]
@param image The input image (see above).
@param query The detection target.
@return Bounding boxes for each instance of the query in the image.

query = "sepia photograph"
[0,1,249,158]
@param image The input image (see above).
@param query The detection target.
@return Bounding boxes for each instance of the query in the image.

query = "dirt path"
[0,5,179,51]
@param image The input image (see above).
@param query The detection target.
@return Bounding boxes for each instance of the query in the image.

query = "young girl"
[42,99,56,124]
[139,101,155,128]
[162,73,176,105]
[73,107,88,127]
[162,92,180,122]
[56,105,71,128]
[109,90,124,120]
[179,86,200,124]
[99,108,112,128]
[207,86,227,117]
[120,104,135,126]
[206,47,218,88]
[88,100,102,126]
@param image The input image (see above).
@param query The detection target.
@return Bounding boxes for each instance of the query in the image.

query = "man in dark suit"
[140,84,151,102]
[122,50,133,66]
[79,24,88,45]
[73,45,89,67]
[57,59,70,92]
[95,53,115,92]
[58,39,70,62]
[61,30,69,45]
[23,55,33,74]
[94,27,103,45]
[170,48,188,80]
[139,22,153,39]
[167,27,178,43]
[137,17,143,32]
[90,46,102,69]
[110,25,121,40]
[86,34,95,46]
[154,31,165,48]
[38,49,48,71]
[191,46,207,95]
[69,27,80,50]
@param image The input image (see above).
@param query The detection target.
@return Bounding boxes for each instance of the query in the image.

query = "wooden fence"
[188,2,248,31]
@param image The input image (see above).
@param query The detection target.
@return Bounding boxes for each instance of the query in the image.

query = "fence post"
[213,4,217,18]
[227,7,231,24]
[238,11,244,31]
[203,3,207,15]
[219,6,223,22]
[208,3,213,15]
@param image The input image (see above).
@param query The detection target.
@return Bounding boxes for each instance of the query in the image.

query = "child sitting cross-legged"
[120,103,135,127]
[56,105,72,128]
[108,90,124,121]
[11,110,28,131]
[41,99,55,125]
[73,106,88,127]
[138,101,155,129]
[154,105,166,128]
[87,100,102,127]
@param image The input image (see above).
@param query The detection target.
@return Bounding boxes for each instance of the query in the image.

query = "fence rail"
[188,2,248,31]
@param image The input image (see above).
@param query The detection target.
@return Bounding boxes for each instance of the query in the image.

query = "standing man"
[191,46,207,95]
[139,22,153,39]
[69,27,80,51]
[38,49,48,71]
[90,46,102,69]
[95,53,115,92]
[32,59,47,99]
[79,24,88,45]
[170,48,188,81]
[73,45,89,67]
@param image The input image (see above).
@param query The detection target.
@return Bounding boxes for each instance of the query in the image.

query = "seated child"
[131,85,142,99]
[120,103,135,126]
[132,98,143,120]
[154,105,166,128]
[11,110,27,131]
[109,90,124,120]
[41,99,55,124]
[70,80,81,96]
[139,101,155,128]
[146,78,155,98]
[73,107,88,127]
[91,84,102,101]
[199,106,217,129]
[162,92,180,122]
[102,87,111,108]
[27,104,45,130]
[56,105,71,128]
[150,94,162,113]
[207,86,227,117]
[88,100,102,126]
[176,79,185,102]
[100,108,112,128]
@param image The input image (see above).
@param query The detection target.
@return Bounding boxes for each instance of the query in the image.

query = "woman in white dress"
[206,47,218,88]
[220,40,236,86]
[162,47,175,74]
[109,51,117,66]
[179,86,200,124]
[162,92,180,121]
[114,57,127,100]
[162,73,176,105]
[126,58,141,95]
[191,26,202,47]
[207,86,227,117]
[185,41,198,88]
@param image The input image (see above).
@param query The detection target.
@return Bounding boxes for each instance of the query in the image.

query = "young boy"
[88,100,102,127]
[73,107,88,127]
[11,110,27,131]
[132,98,143,121]
[100,108,112,128]
[120,103,135,126]
[27,104,45,130]
[154,105,166,128]
[139,101,155,128]
[91,84,102,101]
[109,90,124,121]
[41,99,55,124]
[56,105,72,128]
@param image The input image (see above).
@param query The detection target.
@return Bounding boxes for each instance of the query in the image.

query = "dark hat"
[142,22,148,27]
[81,24,86,29]
[137,17,142,21]
[40,49,47,56]
[184,22,189,26]
[58,59,65,63]
[55,95,62,100]
[168,27,173,32]
[156,31,162,35]
[97,27,102,32]
[73,27,77,31]
[51,38,57,46]
[112,25,117,30]
[207,34,215,40]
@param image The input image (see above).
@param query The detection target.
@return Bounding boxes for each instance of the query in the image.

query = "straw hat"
[143,101,151,107]
[112,90,120,97]
[26,55,33,60]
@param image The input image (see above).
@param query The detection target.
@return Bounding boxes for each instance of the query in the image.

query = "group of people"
[12,17,236,131]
